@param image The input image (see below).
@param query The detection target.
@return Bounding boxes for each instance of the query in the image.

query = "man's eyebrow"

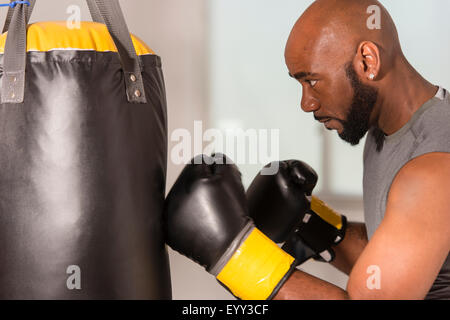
[288,71,317,80]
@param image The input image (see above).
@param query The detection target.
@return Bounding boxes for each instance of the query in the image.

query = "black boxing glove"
[164,154,297,300]
[247,160,347,264]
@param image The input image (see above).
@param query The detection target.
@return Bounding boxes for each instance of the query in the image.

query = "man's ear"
[353,41,381,81]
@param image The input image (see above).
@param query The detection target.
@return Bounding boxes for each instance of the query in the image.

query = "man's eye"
[307,80,318,87]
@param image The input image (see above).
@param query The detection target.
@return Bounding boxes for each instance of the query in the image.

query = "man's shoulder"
[389,152,450,213]
[412,92,450,139]
[396,152,450,178]
[408,93,450,159]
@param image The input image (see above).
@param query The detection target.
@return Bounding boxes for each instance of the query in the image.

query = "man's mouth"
[318,118,331,123]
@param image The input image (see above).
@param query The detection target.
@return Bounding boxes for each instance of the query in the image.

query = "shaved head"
[286,0,401,64]
[285,0,413,147]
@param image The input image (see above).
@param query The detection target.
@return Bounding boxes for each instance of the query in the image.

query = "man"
[274,0,450,299]
[164,0,450,300]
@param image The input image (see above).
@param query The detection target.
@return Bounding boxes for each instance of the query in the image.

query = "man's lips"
[316,117,338,131]
[318,117,332,123]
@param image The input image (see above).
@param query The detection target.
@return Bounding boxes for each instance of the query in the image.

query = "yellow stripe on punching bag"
[0,21,154,55]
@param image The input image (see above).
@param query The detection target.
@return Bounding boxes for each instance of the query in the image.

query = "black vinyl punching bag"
[0,0,171,299]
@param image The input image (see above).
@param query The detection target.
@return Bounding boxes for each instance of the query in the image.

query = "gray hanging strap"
[86,0,104,24]
[4,0,103,29]
[1,2,28,103]
[1,0,147,104]
[88,0,147,103]
[2,0,35,34]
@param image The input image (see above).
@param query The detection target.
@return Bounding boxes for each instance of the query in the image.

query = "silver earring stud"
[369,74,375,80]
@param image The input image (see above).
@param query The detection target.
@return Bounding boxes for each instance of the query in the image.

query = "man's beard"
[336,62,379,146]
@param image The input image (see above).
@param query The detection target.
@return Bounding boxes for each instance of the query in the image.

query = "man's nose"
[301,91,320,113]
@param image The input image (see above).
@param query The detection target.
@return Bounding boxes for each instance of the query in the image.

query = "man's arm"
[275,152,450,299]
[331,222,368,275]
[274,269,349,300]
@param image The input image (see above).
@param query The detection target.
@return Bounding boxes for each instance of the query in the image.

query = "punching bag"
[0,0,171,299]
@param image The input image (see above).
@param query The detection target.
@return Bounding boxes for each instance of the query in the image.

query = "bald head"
[285,0,401,70]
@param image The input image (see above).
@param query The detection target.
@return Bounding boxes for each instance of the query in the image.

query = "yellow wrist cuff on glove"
[216,228,295,300]
[311,196,343,230]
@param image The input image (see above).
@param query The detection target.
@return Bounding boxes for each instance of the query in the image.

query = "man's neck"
[374,57,438,136]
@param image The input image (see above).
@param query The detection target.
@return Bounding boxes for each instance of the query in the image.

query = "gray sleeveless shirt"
[363,87,450,300]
